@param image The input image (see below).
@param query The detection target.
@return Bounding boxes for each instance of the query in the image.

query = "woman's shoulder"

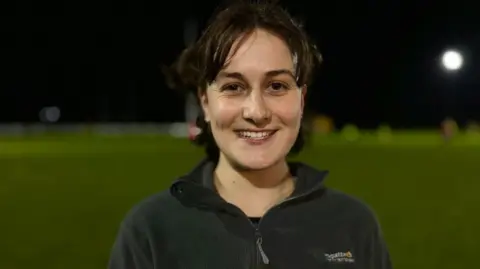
[321,187,382,228]
[118,188,182,229]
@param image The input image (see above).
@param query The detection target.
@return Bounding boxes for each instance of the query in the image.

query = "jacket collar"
[170,158,329,210]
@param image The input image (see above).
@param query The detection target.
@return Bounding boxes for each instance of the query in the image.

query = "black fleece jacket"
[108,159,392,269]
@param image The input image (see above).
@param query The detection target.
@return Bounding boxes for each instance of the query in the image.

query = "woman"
[109,1,392,269]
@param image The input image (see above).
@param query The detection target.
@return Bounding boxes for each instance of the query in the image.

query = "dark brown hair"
[164,0,322,161]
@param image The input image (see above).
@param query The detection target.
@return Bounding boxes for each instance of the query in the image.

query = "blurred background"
[1,0,479,268]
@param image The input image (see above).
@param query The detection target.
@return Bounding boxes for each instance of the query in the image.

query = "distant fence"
[2,123,480,147]
[0,123,191,137]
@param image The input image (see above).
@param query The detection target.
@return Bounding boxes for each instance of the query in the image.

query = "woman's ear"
[197,87,210,122]
[300,84,307,113]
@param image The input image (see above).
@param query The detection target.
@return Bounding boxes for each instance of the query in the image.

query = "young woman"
[109,1,392,268]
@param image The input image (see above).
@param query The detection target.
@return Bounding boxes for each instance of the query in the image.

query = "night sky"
[1,0,478,128]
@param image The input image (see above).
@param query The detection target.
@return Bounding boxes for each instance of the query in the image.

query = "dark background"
[1,0,478,128]
[1,2,479,269]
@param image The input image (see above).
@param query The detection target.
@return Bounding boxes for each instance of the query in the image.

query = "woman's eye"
[270,82,288,91]
[222,84,243,92]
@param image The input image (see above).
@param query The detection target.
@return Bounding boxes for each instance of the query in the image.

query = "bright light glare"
[442,50,463,71]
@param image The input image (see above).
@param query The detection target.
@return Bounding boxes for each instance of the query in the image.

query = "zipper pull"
[256,232,270,264]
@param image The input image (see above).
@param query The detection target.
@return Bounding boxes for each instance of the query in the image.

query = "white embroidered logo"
[324,251,355,263]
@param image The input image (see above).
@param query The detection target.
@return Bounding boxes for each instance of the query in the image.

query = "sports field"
[1,132,479,269]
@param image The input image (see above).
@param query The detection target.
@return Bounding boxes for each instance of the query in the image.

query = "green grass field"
[1,132,479,269]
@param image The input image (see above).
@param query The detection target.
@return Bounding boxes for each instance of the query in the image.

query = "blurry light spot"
[39,106,61,123]
[341,124,360,142]
[442,50,463,71]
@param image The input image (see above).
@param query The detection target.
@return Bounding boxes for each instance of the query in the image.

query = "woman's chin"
[230,155,280,171]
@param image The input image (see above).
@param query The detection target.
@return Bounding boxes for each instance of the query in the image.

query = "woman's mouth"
[235,130,277,144]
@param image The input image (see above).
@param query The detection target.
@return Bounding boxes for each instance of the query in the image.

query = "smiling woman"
[166,6,322,163]
[199,28,307,171]
[108,1,392,269]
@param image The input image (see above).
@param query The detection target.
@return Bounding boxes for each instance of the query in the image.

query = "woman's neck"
[213,154,295,217]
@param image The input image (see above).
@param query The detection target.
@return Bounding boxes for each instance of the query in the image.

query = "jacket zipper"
[255,228,269,265]
[248,187,321,267]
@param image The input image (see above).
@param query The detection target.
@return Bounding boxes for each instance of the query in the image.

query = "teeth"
[238,131,272,139]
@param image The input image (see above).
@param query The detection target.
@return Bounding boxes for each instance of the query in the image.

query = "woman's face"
[199,28,306,170]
